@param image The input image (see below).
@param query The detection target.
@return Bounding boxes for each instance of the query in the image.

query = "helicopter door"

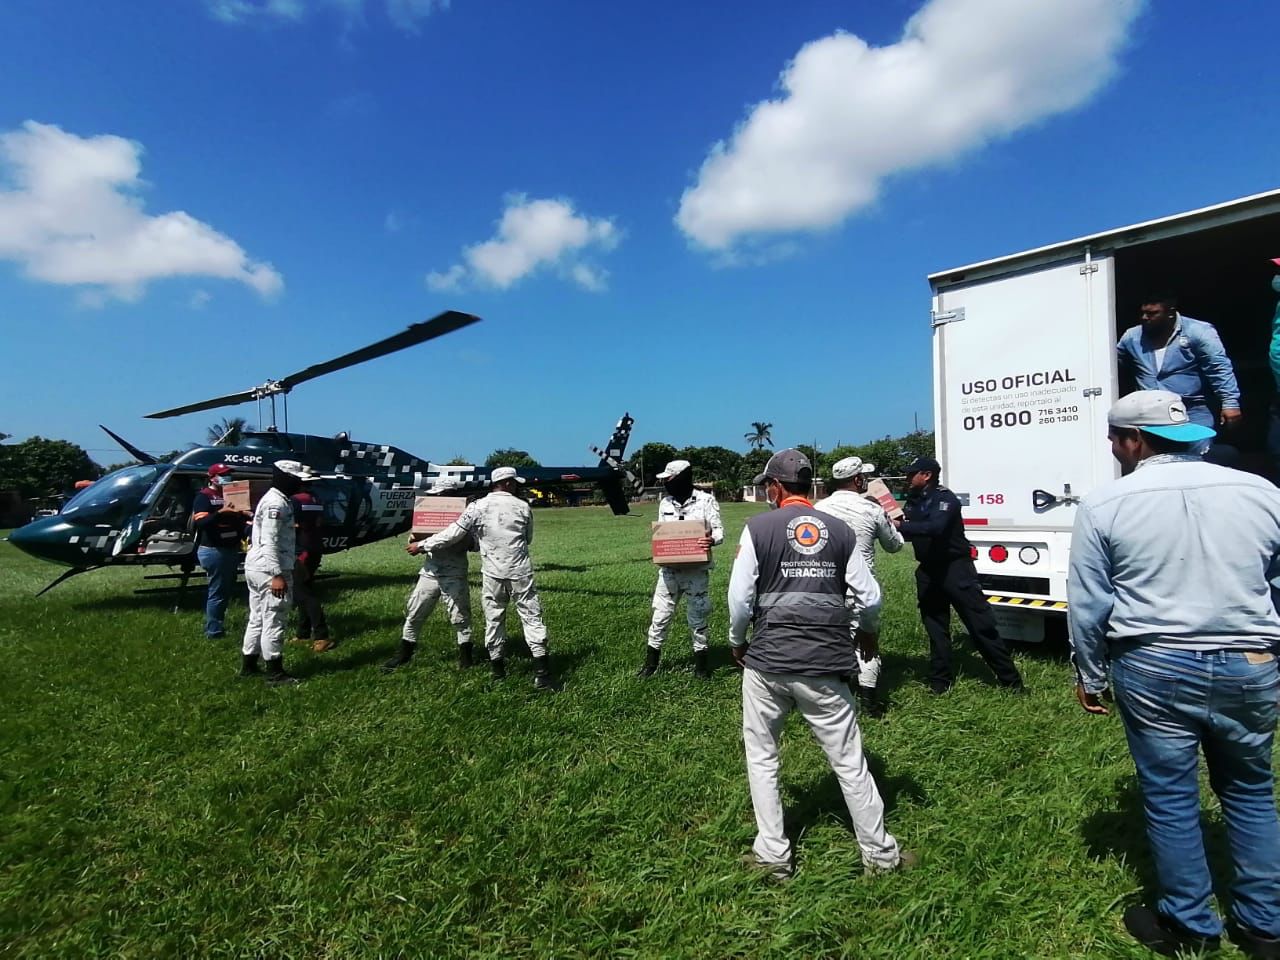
[313,477,361,553]
[115,472,203,559]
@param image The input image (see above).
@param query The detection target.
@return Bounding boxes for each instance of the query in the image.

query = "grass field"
[0,503,1258,958]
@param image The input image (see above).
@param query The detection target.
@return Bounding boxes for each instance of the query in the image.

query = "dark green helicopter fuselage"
[9,416,635,572]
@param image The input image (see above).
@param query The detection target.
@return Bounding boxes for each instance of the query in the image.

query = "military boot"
[264,657,300,686]
[382,639,416,673]
[457,641,475,669]
[238,653,260,678]
[636,645,661,679]
[693,649,712,680]
[532,655,555,691]
[490,657,507,680]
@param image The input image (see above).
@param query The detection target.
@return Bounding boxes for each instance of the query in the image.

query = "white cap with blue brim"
[1108,390,1216,442]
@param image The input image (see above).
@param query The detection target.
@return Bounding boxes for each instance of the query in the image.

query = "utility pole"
[812,438,821,500]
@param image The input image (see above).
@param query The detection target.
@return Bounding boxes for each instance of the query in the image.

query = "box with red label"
[221,479,272,514]
[411,496,467,537]
[651,519,709,566]
[866,479,903,520]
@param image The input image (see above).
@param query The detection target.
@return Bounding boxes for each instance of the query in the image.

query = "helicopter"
[8,310,639,595]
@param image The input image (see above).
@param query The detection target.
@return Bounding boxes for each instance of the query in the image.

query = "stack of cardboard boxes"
[866,479,903,520]
[221,479,272,514]
[650,520,710,566]
[410,496,468,540]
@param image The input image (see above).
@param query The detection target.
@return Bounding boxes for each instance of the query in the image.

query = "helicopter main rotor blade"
[99,425,158,464]
[144,388,260,420]
[142,312,480,421]
[279,310,481,390]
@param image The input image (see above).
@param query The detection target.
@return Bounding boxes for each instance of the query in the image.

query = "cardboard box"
[651,519,710,565]
[866,479,903,520]
[221,479,271,514]
[412,496,467,537]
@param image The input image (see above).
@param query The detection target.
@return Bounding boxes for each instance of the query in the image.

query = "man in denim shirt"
[1268,260,1280,463]
[1068,390,1280,958]
[1117,296,1242,433]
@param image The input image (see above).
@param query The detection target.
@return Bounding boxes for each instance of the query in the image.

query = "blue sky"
[1,0,1276,468]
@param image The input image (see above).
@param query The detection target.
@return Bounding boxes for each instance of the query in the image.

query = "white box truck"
[928,188,1280,643]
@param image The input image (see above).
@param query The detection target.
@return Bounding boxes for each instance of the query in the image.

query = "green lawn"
[0,504,1251,957]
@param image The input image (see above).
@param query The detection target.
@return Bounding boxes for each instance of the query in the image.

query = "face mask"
[211,475,227,487]
[764,481,779,509]
[273,470,302,497]
[664,472,694,502]
[1272,274,1280,294]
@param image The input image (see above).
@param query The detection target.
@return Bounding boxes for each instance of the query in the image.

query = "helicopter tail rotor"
[589,412,639,515]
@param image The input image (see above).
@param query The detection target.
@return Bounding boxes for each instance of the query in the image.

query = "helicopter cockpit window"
[143,473,202,529]
[61,464,172,523]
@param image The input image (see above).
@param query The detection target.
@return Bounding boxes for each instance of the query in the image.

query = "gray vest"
[744,503,856,677]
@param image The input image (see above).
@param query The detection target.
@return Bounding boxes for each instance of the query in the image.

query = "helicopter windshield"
[61,464,172,522]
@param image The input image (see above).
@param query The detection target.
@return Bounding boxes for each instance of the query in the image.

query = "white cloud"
[384,211,403,233]
[676,0,1145,251]
[425,264,465,292]
[428,195,620,293]
[190,289,213,309]
[208,0,304,23]
[205,0,448,33]
[568,263,608,293]
[0,121,283,302]
[386,0,448,33]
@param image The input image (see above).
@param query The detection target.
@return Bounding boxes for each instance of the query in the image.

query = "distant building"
[742,480,826,503]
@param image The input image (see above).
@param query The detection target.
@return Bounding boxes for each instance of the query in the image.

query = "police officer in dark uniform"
[898,456,1024,695]
[192,463,247,639]
[290,476,333,652]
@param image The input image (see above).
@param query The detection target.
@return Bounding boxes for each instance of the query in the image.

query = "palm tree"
[744,421,774,451]
[206,416,250,446]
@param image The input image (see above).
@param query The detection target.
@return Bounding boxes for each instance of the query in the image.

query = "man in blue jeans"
[192,463,248,639]
[1267,259,1280,468]
[1069,390,1280,958]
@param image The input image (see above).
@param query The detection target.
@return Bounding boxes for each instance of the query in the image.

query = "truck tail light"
[970,546,978,560]
[1018,546,1041,565]
[989,544,1009,563]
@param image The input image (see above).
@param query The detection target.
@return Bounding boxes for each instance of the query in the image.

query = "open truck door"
[931,254,1118,641]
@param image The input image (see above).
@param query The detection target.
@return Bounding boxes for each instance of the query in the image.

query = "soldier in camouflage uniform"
[638,459,724,680]
[383,530,475,672]
[423,467,554,690]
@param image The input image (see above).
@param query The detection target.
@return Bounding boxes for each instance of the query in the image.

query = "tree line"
[626,429,935,502]
[0,421,933,505]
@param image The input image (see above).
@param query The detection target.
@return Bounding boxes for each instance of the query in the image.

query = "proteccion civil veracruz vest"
[744,503,858,677]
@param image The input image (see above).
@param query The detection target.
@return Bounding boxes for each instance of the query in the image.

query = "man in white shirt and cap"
[422,466,554,690]
[816,456,904,717]
[638,458,724,680]
[241,459,312,686]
